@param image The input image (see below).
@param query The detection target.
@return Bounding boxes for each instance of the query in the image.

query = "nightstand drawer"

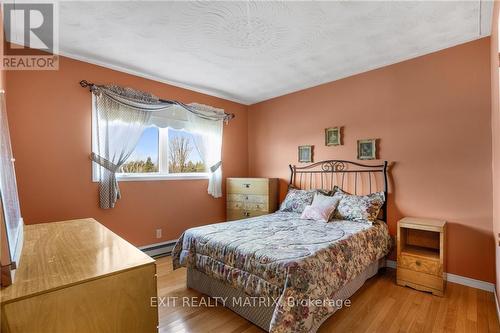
[397,267,444,292]
[398,255,441,276]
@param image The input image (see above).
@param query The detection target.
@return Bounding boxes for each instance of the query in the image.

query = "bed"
[172,160,392,333]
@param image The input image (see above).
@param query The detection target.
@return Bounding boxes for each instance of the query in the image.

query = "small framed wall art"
[325,127,341,146]
[298,145,313,163]
[357,139,377,160]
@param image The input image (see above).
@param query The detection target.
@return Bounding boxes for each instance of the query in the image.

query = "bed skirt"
[186,258,386,332]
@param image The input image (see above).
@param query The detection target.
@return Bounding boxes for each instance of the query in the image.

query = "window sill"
[92,173,210,182]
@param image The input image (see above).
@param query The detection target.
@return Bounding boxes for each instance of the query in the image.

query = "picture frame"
[357,139,377,160]
[325,127,341,146]
[298,145,313,163]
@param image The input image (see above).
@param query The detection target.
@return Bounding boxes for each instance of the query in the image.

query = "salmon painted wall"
[5,55,248,246]
[0,69,4,91]
[248,38,495,282]
[490,1,500,297]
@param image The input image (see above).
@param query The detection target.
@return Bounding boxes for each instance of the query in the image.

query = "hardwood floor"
[156,256,499,332]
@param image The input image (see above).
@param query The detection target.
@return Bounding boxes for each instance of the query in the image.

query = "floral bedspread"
[172,212,391,333]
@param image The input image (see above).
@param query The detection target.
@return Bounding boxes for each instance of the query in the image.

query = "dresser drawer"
[227,201,245,210]
[245,203,267,211]
[227,179,269,195]
[227,209,267,221]
[398,254,441,276]
[227,194,268,204]
[227,202,268,212]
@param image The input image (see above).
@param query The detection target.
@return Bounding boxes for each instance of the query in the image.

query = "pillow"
[316,188,334,196]
[288,184,333,196]
[279,187,317,213]
[333,189,385,223]
[300,193,341,222]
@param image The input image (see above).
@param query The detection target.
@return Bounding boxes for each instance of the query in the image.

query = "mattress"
[187,258,385,332]
[172,211,391,333]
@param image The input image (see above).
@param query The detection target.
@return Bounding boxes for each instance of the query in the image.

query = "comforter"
[172,212,391,332]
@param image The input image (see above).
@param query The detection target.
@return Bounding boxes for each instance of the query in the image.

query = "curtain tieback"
[210,161,222,173]
[90,153,120,173]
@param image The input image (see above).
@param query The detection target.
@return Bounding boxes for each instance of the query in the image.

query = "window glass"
[167,128,205,173]
[119,127,159,173]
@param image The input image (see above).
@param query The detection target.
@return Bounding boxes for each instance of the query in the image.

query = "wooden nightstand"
[396,217,446,296]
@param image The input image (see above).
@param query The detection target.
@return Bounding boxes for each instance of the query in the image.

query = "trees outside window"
[117,127,205,176]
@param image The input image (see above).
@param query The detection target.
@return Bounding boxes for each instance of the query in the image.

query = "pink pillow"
[300,193,341,222]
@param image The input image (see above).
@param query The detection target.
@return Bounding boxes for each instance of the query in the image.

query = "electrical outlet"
[156,229,162,239]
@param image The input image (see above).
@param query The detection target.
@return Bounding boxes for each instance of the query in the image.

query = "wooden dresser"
[1,218,158,333]
[396,217,446,296]
[227,178,279,221]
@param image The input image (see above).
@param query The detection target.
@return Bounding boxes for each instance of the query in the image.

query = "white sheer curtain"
[185,106,224,198]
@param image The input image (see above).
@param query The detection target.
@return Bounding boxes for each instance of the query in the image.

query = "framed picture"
[325,127,341,146]
[357,139,377,160]
[298,145,313,163]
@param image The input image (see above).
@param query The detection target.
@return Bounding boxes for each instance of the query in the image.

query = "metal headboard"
[289,160,388,222]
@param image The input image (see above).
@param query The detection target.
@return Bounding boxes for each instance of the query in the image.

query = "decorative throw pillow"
[279,187,317,213]
[333,189,385,223]
[300,193,341,222]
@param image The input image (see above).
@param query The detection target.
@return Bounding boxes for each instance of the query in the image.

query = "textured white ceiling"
[38,1,497,104]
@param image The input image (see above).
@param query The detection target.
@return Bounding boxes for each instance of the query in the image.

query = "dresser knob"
[415,261,421,266]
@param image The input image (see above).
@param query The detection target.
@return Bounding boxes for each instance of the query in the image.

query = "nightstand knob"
[415,261,421,266]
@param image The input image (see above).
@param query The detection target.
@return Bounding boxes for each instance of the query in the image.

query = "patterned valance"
[81,80,234,122]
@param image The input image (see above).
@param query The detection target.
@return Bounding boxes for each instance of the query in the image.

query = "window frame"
[91,104,209,182]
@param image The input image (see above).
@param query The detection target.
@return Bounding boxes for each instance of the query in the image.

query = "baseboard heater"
[139,239,177,258]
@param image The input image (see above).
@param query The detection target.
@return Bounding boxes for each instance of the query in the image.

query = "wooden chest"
[226,178,279,221]
[396,217,447,296]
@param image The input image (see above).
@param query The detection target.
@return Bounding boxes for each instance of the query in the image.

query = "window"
[92,126,208,181]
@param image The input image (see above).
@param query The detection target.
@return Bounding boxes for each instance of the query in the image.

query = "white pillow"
[300,193,341,222]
